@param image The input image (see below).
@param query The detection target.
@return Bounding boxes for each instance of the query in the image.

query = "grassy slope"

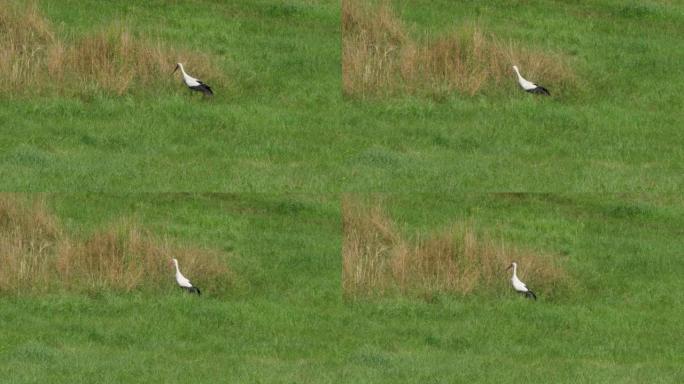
[0,0,683,382]
[1,0,341,191]
[342,0,683,192]
[1,194,683,383]
[0,1,682,191]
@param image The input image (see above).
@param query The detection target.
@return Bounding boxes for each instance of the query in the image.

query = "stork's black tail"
[183,286,201,295]
[191,82,213,96]
[527,86,550,96]
[524,290,537,300]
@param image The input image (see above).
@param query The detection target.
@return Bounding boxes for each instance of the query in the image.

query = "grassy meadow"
[0,0,683,383]
[1,193,683,383]
[341,0,683,192]
[1,0,340,191]
[0,0,681,191]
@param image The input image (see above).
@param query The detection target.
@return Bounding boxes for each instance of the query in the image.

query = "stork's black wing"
[190,82,213,96]
[527,86,550,96]
[181,286,201,295]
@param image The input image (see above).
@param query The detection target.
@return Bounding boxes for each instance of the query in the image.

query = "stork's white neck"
[511,264,518,278]
[173,259,180,273]
[177,64,188,77]
[513,67,523,81]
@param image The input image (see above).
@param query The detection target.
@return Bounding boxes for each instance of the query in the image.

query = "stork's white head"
[512,65,519,73]
[507,261,517,270]
[169,258,179,268]
[173,63,183,74]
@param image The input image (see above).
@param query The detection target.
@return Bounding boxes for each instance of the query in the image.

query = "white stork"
[512,65,550,96]
[170,258,201,295]
[506,262,537,300]
[173,63,214,96]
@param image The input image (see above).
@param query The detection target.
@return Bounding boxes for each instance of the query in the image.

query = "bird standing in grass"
[506,262,537,300]
[173,63,213,96]
[171,258,201,295]
[512,65,550,96]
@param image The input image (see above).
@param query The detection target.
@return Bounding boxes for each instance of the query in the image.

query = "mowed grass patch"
[342,196,569,300]
[0,1,223,97]
[342,0,574,99]
[0,194,231,295]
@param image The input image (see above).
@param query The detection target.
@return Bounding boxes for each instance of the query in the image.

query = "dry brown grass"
[0,195,231,295]
[0,1,220,96]
[342,0,574,98]
[342,196,569,300]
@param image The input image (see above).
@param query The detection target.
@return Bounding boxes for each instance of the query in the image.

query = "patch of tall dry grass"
[0,195,231,295]
[0,1,220,96]
[342,197,568,299]
[342,0,574,98]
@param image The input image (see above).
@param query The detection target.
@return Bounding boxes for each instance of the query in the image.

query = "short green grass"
[1,0,682,191]
[1,0,683,382]
[1,193,683,382]
[340,0,683,192]
[1,0,341,191]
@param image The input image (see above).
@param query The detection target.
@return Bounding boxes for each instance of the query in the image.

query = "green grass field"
[2,0,682,191]
[2,193,683,382]
[1,0,683,383]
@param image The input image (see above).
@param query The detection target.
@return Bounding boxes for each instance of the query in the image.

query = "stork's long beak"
[172,64,179,74]
[506,264,512,271]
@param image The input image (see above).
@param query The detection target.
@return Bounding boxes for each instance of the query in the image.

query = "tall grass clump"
[342,0,574,98]
[0,1,221,96]
[0,195,231,295]
[342,197,569,300]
